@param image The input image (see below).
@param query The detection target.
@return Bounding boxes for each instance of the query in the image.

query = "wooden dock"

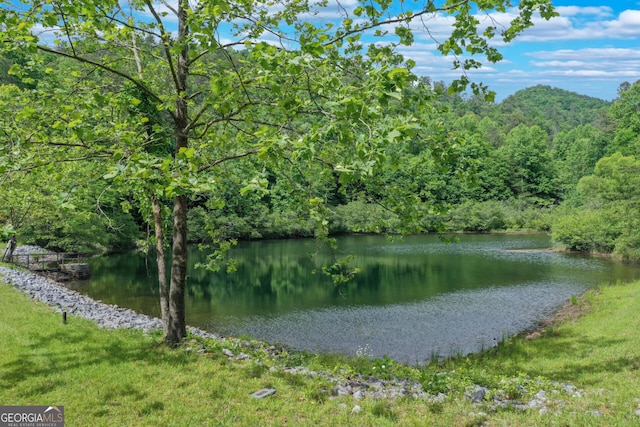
[6,252,92,280]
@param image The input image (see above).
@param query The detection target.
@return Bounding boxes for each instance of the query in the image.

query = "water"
[68,234,640,363]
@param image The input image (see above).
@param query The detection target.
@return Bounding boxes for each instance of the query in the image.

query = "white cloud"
[555,6,613,17]
[396,41,440,54]
[527,47,640,61]
[602,10,640,37]
[530,60,590,68]
[488,46,640,98]
[525,47,640,83]
[558,69,640,77]
[518,7,640,41]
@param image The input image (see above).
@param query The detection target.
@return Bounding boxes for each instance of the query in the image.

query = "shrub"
[551,209,618,253]
[446,200,506,232]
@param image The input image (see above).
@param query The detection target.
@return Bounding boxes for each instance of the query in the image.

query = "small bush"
[447,200,507,232]
[551,209,618,252]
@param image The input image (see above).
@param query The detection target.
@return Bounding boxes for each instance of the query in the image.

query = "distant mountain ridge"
[497,85,611,134]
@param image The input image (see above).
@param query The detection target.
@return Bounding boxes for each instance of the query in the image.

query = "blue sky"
[392,1,640,101]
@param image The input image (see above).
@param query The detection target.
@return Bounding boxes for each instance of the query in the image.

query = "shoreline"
[1,259,590,407]
[0,263,434,400]
[0,265,219,340]
[3,242,594,352]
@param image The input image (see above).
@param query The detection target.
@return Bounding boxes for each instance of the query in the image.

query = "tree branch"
[323,0,470,47]
[144,0,180,98]
[36,45,164,109]
[197,147,262,172]
[11,154,114,173]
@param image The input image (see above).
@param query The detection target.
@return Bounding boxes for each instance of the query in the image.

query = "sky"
[391,0,640,101]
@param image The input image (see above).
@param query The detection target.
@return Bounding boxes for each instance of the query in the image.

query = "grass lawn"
[2,272,640,426]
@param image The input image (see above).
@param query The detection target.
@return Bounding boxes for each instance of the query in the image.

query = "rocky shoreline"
[0,260,432,400]
[0,265,165,332]
[1,246,219,339]
[1,245,586,411]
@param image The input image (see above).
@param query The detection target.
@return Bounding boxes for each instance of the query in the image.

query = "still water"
[68,234,640,364]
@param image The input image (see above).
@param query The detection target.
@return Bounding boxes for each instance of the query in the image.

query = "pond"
[67,234,640,364]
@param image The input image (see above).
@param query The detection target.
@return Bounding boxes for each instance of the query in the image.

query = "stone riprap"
[0,265,163,332]
[2,246,219,339]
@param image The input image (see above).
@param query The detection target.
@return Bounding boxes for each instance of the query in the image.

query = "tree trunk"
[166,194,188,344]
[3,235,17,263]
[152,194,170,338]
[165,0,190,346]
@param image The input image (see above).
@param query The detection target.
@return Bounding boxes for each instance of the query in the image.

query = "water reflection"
[69,234,640,363]
[231,281,583,364]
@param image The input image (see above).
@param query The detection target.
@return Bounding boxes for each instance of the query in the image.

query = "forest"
[2,46,639,261]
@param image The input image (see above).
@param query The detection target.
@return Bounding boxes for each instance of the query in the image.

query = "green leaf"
[7,64,21,76]
[178,147,195,159]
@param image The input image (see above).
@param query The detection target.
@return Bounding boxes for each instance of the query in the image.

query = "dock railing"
[6,251,92,274]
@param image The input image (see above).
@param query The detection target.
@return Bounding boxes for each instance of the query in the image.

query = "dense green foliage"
[179,83,618,242]
[553,153,640,259]
[185,79,636,260]
[1,34,638,260]
[1,0,562,343]
[1,33,637,259]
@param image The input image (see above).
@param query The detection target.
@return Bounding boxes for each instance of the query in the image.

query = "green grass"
[2,274,640,426]
[466,282,640,426]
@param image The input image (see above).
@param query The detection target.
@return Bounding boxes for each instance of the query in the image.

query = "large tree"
[498,124,557,200]
[1,0,556,345]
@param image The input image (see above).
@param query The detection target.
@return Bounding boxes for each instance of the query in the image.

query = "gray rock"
[251,388,276,399]
[1,266,160,332]
[468,386,488,403]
